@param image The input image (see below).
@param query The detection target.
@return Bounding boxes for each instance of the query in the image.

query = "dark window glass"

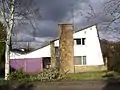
[82,38,86,45]
[55,47,59,57]
[76,39,81,45]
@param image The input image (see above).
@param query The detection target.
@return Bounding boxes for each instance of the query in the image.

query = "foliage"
[8,68,66,83]
[100,39,120,72]
[0,22,5,58]
[36,68,65,82]
[0,22,5,73]
[8,69,29,83]
[0,22,6,41]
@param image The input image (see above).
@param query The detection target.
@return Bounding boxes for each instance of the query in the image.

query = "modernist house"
[10,25,105,73]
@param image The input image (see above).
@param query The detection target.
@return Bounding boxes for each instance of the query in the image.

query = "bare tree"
[104,0,120,26]
[0,0,15,80]
[0,0,40,80]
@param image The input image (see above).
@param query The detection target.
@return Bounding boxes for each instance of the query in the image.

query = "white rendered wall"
[73,26,103,65]
[85,26,104,65]
[10,45,51,59]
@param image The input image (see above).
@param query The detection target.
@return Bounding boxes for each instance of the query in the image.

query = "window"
[76,39,81,45]
[55,47,59,57]
[74,56,86,65]
[82,38,86,45]
[55,47,60,68]
[83,56,86,65]
[75,38,86,45]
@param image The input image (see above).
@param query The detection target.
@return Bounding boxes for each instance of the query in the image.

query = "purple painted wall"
[10,58,43,74]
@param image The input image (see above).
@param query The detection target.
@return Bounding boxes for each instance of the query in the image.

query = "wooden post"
[59,24,74,73]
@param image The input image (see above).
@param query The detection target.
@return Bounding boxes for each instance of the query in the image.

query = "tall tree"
[0,0,15,80]
[0,0,40,80]
[59,24,74,73]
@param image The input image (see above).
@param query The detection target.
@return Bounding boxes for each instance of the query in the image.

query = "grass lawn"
[66,71,120,80]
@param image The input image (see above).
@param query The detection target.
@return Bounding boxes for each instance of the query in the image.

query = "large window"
[74,56,86,65]
[75,38,86,45]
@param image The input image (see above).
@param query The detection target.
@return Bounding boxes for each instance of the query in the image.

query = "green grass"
[66,71,120,80]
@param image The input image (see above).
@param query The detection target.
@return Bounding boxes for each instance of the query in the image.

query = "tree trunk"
[5,35,10,80]
[59,24,74,73]
[50,41,56,68]
[4,0,15,80]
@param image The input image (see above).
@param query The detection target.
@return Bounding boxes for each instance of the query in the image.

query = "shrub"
[35,68,65,82]
[37,68,58,81]
[8,69,29,83]
[9,68,66,83]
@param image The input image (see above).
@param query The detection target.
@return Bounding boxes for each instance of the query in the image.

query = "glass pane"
[82,38,86,45]
[76,39,81,45]
[55,47,59,57]
[74,56,82,65]
[83,56,86,65]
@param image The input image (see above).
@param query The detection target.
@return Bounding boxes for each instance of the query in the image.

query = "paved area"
[33,80,120,90]
[1,80,120,90]
[35,81,105,90]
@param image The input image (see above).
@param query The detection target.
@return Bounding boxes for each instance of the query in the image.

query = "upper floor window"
[75,38,86,45]
[76,39,81,45]
[82,38,86,45]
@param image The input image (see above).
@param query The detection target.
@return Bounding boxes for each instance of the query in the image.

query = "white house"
[10,25,105,73]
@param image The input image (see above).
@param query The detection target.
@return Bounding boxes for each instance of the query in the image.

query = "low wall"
[74,65,107,73]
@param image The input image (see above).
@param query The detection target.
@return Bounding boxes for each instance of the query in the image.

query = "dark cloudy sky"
[10,0,120,49]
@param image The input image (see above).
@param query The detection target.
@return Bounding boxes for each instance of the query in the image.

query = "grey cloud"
[34,20,58,37]
[11,0,120,49]
[12,33,34,42]
[34,0,87,21]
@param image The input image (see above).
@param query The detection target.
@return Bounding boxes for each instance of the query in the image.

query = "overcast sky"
[10,0,120,49]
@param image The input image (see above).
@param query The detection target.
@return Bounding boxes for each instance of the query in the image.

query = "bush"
[8,68,66,83]
[36,68,65,81]
[8,69,29,83]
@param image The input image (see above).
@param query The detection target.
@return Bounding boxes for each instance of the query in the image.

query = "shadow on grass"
[0,81,34,90]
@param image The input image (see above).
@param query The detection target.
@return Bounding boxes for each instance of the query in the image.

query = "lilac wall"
[10,58,43,74]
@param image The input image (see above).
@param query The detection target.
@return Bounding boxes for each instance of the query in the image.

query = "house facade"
[10,25,105,73]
